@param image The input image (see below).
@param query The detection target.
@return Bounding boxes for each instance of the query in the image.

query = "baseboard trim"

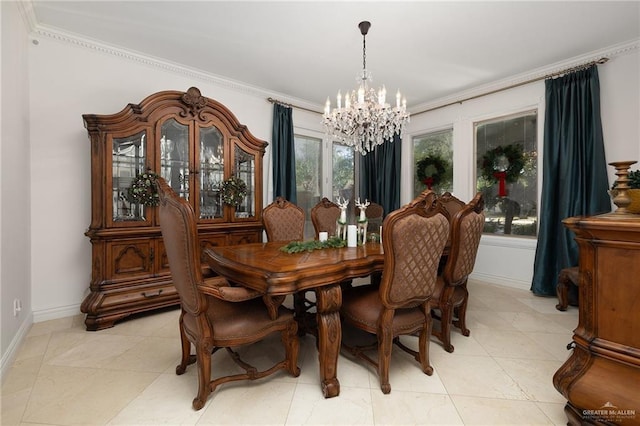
[1,312,33,385]
[32,304,82,323]
[470,272,530,291]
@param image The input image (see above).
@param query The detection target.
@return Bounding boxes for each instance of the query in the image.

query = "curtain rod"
[267,57,609,117]
[267,97,322,114]
[412,57,609,116]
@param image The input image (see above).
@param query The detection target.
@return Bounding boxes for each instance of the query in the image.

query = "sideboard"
[553,213,640,425]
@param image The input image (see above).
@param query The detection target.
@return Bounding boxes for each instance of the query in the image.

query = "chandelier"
[323,21,410,155]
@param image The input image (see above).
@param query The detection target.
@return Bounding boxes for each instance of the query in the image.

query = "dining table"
[203,241,384,398]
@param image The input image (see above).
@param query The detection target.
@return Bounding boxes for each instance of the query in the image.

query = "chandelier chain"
[362,33,366,72]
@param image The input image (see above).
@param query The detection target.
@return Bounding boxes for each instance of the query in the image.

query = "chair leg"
[455,287,470,337]
[176,310,194,375]
[418,313,434,376]
[293,292,309,336]
[377,310,393,394]
[439,301,455,353]
[282,321,301,377]
[192,341,213,411]
[556,274,570,311]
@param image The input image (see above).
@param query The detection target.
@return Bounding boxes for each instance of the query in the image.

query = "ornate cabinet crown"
[82,87,267,330]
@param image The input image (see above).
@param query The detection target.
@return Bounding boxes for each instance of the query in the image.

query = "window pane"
[475,111,538,237]
[413,129,453,197]
[295,135,322,238]
[332,142,355,218]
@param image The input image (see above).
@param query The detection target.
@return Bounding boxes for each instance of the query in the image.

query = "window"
[294,135,356,239]
[413,129,453,197]
[475,111,538,237]
[294,135,322,238]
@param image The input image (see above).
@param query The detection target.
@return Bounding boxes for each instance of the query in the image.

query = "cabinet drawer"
[100,281,178,309]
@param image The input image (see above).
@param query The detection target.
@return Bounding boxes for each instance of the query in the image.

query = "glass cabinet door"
[234,144,256,219]
[112,131,146,222]
[199,126,224,220]
[160,118,190,200]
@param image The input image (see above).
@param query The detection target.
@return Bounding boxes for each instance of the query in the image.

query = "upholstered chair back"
[379,191,449,308]
[310,197,341,237]
[263,197,305,242]
[157,178,204,315]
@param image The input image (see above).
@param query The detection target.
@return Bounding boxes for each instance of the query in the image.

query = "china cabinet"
[82,87,267,330]
[553,214,640,425]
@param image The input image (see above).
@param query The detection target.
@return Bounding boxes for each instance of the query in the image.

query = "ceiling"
[29,1,640,110]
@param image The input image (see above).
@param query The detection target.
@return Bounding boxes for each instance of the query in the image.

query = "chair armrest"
[199,276,263,302]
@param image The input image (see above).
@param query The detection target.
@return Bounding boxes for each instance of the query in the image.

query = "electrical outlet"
[13,298,22,317]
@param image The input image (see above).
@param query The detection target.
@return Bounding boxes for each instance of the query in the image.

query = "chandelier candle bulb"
[337,91,342,109]
[396,90,401,108]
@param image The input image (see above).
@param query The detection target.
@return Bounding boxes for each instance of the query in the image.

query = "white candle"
[319,231,328,242]
[347,225,357,247]
[324,97,331,115]
[396,90,401,108]
[337,91,342,109]
[358,86,364,104]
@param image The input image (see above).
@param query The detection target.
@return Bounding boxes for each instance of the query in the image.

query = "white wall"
[1,1,32,381]
[404,48,640,289]
[27,34,282,322]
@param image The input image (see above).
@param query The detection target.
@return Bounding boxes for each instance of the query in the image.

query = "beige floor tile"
[493,357,566,403]
[2,281,579,426]
[1,388,31,426]
[526,331,574,362]
[198,380,296,425]
[371,391,463,425]
[471,328,558,360]
[496,311,571,334]
[22,364,159,425]
[451,395,554,425]
[287,383,374,425]
[107,373,205,425]
[431,353,528,400]
[535,401,569,425]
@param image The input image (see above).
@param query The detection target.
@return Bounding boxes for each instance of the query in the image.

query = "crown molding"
[24,13,639,114]
[29,23,318,108]
[410,38,640,115]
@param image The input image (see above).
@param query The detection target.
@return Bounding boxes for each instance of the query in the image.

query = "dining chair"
[157,179,300,410]
[310,197,341,237]
[262,196,305,242]
[432,192,485,353]
[262,197,312,332]
[435,191,466,273]
[365,201,384,233]
[340,189,450,394]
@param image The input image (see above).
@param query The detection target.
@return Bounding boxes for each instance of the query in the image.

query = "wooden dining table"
[203,241,384,398]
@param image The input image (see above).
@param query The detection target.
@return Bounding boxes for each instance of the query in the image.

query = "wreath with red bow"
[416,155,449,189]
[480,144,525,184]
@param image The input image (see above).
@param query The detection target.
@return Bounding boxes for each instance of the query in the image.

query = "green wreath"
[416,155,449,188]
[219,176,247,206]
[127,170,159,206]
[480,144,525,183]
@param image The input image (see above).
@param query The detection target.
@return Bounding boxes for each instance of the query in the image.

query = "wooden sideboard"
[553,214,640,425]
[81,87,267,331]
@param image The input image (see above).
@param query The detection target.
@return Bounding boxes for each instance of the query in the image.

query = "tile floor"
[1,279,578,425]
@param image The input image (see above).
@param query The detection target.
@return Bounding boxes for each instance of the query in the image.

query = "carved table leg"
[315,283,342,398]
